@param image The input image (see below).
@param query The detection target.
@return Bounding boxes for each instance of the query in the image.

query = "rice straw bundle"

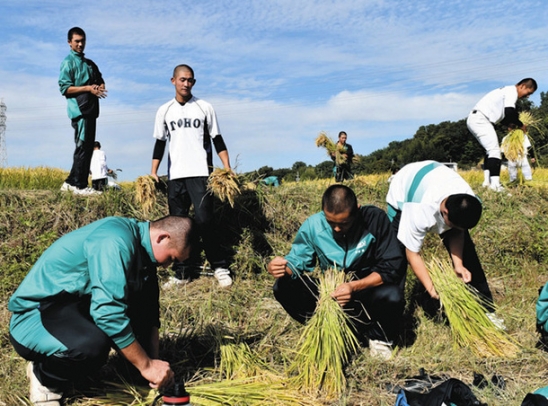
[207,168,240,208]
[219,342,277,380]
[501,111,541,161]
[315,132,348,166]
[427,257,520,358]
[287,268,360,399]
[187,376,322,405]
[134,175,157,217]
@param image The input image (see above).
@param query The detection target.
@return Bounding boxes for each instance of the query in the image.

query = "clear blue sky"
[1,0,547,181]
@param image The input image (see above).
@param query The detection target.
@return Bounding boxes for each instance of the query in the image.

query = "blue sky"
[1,0,547,181]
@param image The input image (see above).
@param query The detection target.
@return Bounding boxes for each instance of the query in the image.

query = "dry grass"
[134,176,157,218]
[3,167,548,405]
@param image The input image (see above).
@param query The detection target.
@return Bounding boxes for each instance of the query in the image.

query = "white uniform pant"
[467,111,501,159]
[507,157,532,181]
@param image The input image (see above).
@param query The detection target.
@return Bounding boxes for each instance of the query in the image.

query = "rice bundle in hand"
[501,111,541,161]
[287,268,360,399]
[207,168,241,208]
[316,131,348,166]
[134,175,157,217]
[428,257,520,358]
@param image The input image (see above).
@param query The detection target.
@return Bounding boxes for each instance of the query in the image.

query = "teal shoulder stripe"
[406,162,442,202]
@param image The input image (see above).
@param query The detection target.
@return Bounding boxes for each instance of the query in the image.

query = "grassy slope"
[1,170,548,405]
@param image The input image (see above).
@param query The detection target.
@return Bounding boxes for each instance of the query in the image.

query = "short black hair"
[173,64,195,79]
[517,78,538,91]
[338,131,347,138]
[68,27,86,41]
[94,141,101,149]
[322,184,358,215]
[446,194,482,229]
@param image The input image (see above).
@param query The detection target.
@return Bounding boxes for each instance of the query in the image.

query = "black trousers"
[65,117,96,189]
[10,300,111,390]
[168,177,227,272]
[273,273,405,342]
[92,177,108,191]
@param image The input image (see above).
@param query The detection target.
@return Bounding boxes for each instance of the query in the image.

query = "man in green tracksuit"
[8,216,193,405]
[267,184,406,360]
[59,26,107,195]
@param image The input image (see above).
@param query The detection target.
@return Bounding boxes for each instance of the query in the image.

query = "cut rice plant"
[501,111,542,161]
[287,268,360,399]
[427,257,521,358]
[315,131,348,166]
[219,342,277,380]
[134,175,157,218]
[207,168,240,208]
[187,375,322,406]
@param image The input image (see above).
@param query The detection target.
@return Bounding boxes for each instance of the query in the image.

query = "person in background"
[331,131,355,182]
[59,27,107,196]
[90,141,113,191]
[466,78,537,192]
[8,216,193,406]
[151,64,233,288]
[501,132,535,184]
[267,184,406,360]
[261,175,280,187]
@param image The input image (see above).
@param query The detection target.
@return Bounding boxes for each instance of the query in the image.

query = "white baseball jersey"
[386,161,475,252]
[472,85,518,124]
[153,96,221,179]
[90,149,109,180]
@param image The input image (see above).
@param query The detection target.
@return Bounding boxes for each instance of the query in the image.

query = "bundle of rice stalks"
[287,268,360,399]
[315,132,349,166]
[219,342,277,380]
[207,168,240,208]
[134,175,157,217]
[187,376,322,405]
[427,257,521,358]
[501,111,541,161]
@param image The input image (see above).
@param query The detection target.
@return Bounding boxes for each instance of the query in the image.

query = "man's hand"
[454,265,472,283]
[91,84,108,98]
[267,256,289,278]
[331,282,353,307]
[141,359,174,389]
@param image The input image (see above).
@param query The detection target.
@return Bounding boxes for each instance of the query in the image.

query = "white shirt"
[472,85,518,124]
[386,161,475,252]
[90,149,109,180]
[153,97,221,179]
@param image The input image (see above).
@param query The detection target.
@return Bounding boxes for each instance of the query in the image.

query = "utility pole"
[0,99,7,167]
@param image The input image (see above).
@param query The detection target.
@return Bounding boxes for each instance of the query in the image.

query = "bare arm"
[151,159,161,182]
[119,339,173,389]
[406,249,439,299]
[331,272,383,307]
[267,256,293,278]
[218,150,231,170]
[65,84,107,98]
[445,229,472,283]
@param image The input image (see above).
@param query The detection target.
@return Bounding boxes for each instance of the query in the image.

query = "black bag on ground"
[402,378,486,406]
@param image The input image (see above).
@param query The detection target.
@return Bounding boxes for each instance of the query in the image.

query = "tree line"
[248,91,548,183]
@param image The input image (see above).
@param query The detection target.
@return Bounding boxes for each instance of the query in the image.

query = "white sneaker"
[489,184,511,196]
[369,339,393,360]
[73,187,102,196]
[486,312,506,331]
[481,182,490,188]
[214,268,233,288]
[162,276,188,289]
[60,182,77,192]
[27,362,62,405]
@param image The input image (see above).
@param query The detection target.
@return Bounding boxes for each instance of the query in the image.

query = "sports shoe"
[27,362,62,405]
[73,187,102,196]
[214,268,233,288]
[481,182,490,188]
[162,276,189,289]
[369,339,393,360]
[486,312,506,331]
[60,182,77,192]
